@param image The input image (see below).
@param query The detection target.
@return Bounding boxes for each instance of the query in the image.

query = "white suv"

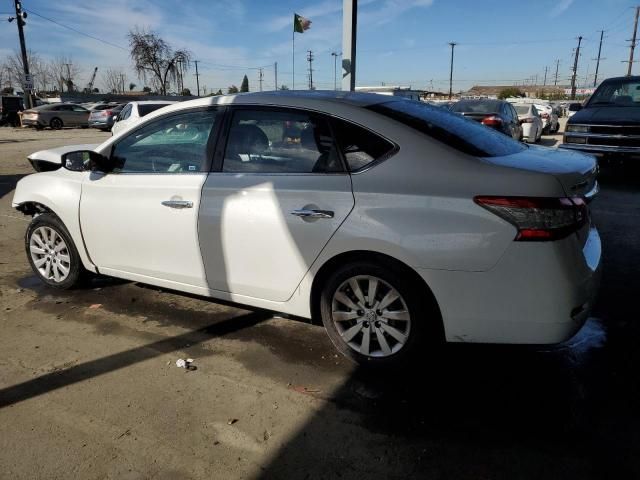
[111,101,176,135]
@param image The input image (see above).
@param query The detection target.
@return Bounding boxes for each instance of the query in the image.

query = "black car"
[449,99,523,140]
[561,76,640,158]
[0,95,24,127]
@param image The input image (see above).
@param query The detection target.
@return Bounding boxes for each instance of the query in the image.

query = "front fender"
[12,171,97,273]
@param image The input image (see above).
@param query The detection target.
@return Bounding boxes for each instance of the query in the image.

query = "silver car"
[21,103,90,130]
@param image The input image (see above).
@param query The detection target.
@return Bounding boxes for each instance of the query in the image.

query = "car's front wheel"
[25,213,86,289]
[319,261,438,367]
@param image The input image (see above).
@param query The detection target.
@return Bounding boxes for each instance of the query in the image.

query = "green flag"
[294,13,311,33]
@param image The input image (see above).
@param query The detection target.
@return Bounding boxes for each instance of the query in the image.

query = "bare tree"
[48,56,81,93]
[103,68,125,93]
[128,28,191,95]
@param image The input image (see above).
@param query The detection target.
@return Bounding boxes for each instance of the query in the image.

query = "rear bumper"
[88,120,112,128]
[21,118,46,127]
[419,228,602,344]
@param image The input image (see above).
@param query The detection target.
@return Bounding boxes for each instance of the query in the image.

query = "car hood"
[27,144,100,166]
[485,145,598,197]
[570,105,640,125]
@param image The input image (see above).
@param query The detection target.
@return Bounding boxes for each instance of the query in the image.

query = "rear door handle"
[161,200,193,209]
[290,209,334,219]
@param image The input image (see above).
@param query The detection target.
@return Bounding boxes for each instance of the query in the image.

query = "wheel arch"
[309,250,445,340]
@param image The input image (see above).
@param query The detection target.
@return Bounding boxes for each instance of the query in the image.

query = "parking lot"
[1,123,639,479]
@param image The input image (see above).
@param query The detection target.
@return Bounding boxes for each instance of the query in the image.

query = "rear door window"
[331,118,396,172]
[222,108,343,173]
[369,100,526,157]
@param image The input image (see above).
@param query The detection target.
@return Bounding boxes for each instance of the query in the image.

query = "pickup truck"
[560,76,640,158]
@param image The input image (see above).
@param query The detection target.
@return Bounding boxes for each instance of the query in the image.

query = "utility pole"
[626,6,640,76]
[64,63,73,92]
[543,66,548,86]
[12,0,32,108]
[448,42,457,100]
[194,60,200,96]
[258,67,264,92]
[554,59,560,86]
[331,51,340,90]
[570,36,582,99]
[307,50,314,90]
[274,62,278,90]
[593,30,605,86]
[341,0,357,91]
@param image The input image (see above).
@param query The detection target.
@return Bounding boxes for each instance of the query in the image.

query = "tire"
[50,117,63,130]
[25,213,87,289]
[319,260,440,367]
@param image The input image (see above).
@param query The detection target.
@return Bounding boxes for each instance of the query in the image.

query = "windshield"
[138,103,173,116]
[368,100,526,158]
[588,79,640,106]
[450,100,499,114]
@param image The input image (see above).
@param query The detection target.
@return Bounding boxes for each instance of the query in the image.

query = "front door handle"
[290,209,334,219]
[161,200,193,209]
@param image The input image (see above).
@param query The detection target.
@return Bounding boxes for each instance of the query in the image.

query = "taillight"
[104,110,112,116]
[474,196,588,241]
[541,112,549,119]
[481,115,503,126]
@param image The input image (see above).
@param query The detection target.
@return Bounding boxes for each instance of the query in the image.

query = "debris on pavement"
[88,303,102,309]
[290,385,321,395]
[227,418,238,425]
[175,358,196,370]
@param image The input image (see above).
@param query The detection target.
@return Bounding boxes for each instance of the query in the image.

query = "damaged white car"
[13,91,602,366]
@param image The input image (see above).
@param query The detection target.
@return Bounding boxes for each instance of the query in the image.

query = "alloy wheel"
[331,275,411,358]
[29,226,71,283]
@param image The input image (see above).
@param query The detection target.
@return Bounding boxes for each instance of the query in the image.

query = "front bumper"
[418,227,602,344]
[559,142,640,156]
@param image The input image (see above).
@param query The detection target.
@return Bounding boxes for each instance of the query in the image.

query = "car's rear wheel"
[50,117,63,129]
[25,213,86,289]
[319,261,437,367]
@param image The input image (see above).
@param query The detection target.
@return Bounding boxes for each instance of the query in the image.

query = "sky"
[1,0,639,94]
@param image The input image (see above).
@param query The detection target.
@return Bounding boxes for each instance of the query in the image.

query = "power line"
[24,8,127,51]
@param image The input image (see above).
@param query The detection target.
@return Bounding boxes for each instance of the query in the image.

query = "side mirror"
[61,150,113,173]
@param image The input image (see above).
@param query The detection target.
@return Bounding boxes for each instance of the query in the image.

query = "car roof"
[129,100,178,105]
[141,90,398,120]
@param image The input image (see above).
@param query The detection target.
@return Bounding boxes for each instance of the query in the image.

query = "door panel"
[198,106,354,302]
[81,172,209,287]
[80,108,219,288]
[199,174,353,301]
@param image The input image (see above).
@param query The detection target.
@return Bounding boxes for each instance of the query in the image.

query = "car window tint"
[332,118,395,171]
[222,109,343,173]
[514,105,530,115]
[111,109,217,174]
[369,100,526,158]
[120,105,132,120]
[72,106,87,112]
[138,103,171,116]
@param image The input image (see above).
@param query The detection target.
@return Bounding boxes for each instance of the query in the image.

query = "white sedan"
[13,92,601,366]
[514,103,544,143]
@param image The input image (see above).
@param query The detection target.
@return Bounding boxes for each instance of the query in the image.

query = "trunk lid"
[485,144,598,198]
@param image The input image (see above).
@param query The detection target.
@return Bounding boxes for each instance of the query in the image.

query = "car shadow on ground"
[538,136,559,147]
[255,167,640,479]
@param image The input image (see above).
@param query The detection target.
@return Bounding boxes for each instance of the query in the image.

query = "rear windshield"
[514,105,530,115]
[450,100,499,114]
[568,103,582,111]
[368,100,525,158]
[138,103,172,117]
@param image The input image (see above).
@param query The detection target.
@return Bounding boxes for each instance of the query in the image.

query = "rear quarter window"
[331,118,396,172]
[369,100,526,158]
